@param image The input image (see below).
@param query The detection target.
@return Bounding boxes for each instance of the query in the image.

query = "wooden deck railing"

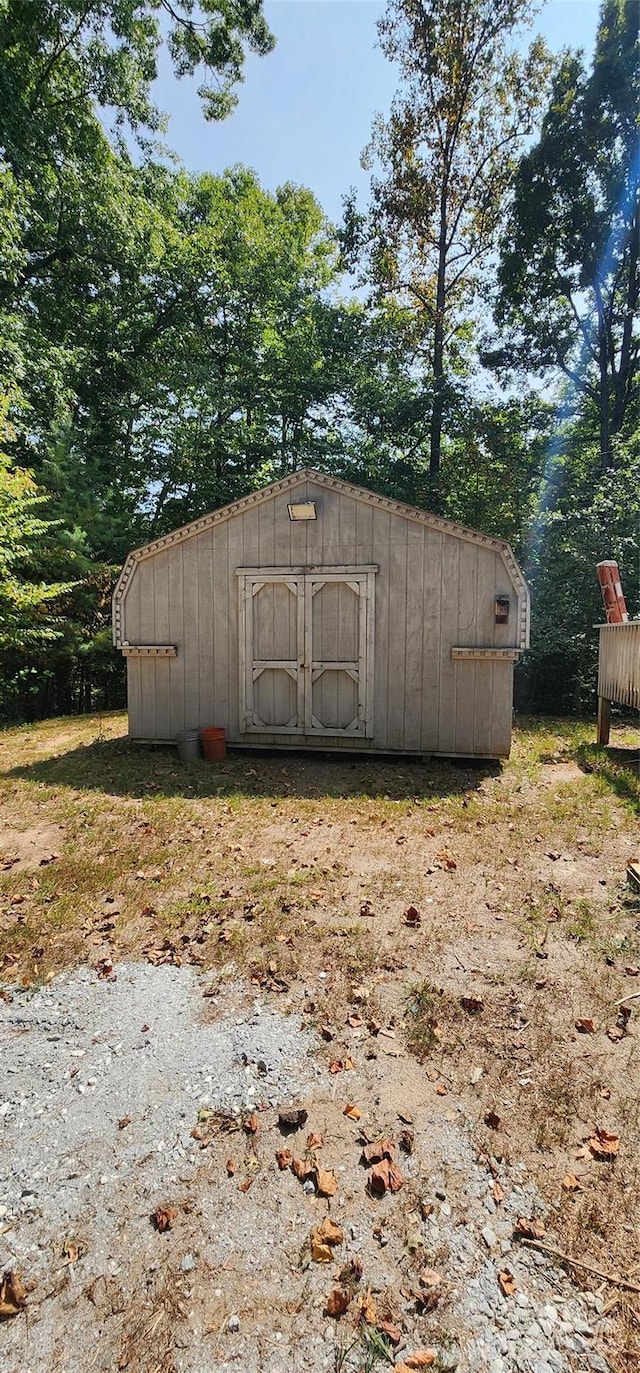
[597,621,640,743]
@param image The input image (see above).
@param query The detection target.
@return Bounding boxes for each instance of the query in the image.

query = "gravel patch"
[0,965,613,1373]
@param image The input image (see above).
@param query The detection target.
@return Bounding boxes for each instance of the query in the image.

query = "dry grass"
[2,709,640,1367]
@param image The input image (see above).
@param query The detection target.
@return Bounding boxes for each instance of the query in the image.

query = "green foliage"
[0,401,77,652]
[496,0,639,466]
[355,0,553,480]
[517,425,640,712]
[0,0,637,725]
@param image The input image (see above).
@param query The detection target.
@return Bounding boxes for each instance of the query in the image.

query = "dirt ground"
[1,712,639,1372]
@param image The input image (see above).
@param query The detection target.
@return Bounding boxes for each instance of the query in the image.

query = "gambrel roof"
[113,468,530,649]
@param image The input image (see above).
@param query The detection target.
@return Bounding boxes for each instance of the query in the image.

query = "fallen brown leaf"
[326,1286,351,1317]
[403,905,422,926]
[343,1103,362,1121]
[315,1167,338,1198]
[589,1128,620,1159]
[307,1132,323,1151]
[484,1110,501,1130]
[514,1217,546,1240]
[0,1271,26,1320]
[243,1113,259,1135]
[498,1269,516,1297]
[401,1353,436,1369]
[378,1319,402,1344]
[358,1287,377,1325]
[291,1157,315,1182]
[369,1158,404,1195]
[226,1158,237,1176]
[435,848,457,870]
[311,1217,344,1257]
[151,1206,177,1233]
[238,1176,254,1193]
[276,1148,293,1171]
[575,1018,596,1034]
[461,995,484,1013]
[95,957,115,980]
[562,1173,583,1192]
[278,1108,308,1130]
[418,1268,442,1289]
[362,1137,396,1164]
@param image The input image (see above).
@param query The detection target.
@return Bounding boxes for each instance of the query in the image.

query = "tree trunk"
[598,329,611,471]
[430,186,448,480]
[612,202,639,436]
[594,284,611,470]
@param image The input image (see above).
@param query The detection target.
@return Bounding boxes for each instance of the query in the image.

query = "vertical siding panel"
[404,523,425,750]
[212,522,229,734]
[197,530,214,728]
[306,482,323,565]
[154,552,171,738]
[136,563,156,739]
[473,662,494,754]
[476,550,498,644]
[494,551,516,647]
[137,561,155,640]
[182,537,199,726]
[454,542,478,754]
[420,530,442,751]
[242,505,260,566]
[289,479,309,566]
[258,500,276,566]
[355,497,374,564]
[438,537,460,753]
[168,545,185,736]
[127,658,143,737]
[386,514,408,750]
[338,495,357,565]
[490,663,514,757]
[320,484,341,566]
[273,493,293,568]
[372,509,390,748]
[226,513,243,739]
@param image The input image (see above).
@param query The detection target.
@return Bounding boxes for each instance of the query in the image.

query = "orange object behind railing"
[596,561,629,624]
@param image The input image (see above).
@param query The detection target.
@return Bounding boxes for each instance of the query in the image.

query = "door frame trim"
[238,566,377,738]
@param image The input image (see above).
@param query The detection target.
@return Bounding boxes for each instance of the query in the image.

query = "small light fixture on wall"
[495,595,510,624]
[287,501,317,521]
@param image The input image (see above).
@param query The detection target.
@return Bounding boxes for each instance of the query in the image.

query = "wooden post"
[597,695,611,746]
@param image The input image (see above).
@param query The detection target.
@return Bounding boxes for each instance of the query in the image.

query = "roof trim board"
[113,468,530,650]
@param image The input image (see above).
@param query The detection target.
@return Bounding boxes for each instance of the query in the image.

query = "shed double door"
[238,568,375,737]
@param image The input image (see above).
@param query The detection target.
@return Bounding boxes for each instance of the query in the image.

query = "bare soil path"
[1,713,639,1372]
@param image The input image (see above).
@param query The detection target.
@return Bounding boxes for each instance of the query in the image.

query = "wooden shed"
[112,469,530,758]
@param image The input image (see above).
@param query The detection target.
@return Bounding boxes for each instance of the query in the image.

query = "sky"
[153,0,602,223]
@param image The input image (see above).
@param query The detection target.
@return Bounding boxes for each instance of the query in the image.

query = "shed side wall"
[123,479,517,755]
